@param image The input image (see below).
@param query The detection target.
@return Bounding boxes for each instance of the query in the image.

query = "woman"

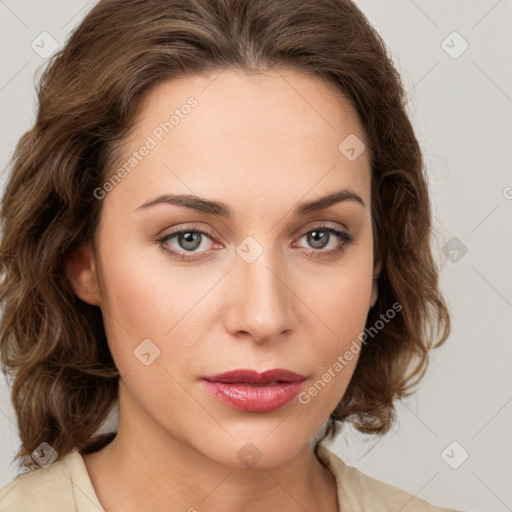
[0,0,460,510]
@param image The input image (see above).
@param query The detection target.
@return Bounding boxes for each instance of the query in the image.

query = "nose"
[223,245,297,344]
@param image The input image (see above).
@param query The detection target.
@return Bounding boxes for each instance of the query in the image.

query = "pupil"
[180,232,201,250]
[309,230,328,249]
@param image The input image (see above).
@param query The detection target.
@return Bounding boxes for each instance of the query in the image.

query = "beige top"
[0,443,462,511]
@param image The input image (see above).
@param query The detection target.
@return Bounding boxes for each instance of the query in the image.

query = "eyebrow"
[136,189,365,217]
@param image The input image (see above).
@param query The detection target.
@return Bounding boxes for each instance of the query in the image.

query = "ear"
[65,242,101,306]
[370,260,382,309]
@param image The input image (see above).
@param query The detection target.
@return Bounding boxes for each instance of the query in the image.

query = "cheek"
[305,248,374,349]
[308,270,372,333]
[307,284,368,392]
[297,288,369,420]
[297,245,374,405]
[94,234,177,369]
[95,231,220,379]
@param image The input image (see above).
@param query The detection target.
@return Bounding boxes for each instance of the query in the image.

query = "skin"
[67,68,379,512]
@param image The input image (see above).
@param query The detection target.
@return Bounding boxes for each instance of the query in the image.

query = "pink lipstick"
[201,369,306,412]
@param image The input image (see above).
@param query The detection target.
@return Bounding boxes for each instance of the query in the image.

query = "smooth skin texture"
[67,68,378,512]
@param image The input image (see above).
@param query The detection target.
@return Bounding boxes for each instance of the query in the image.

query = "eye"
[158,227,216,261]
[294,223,354,259]
[157,223,354,261]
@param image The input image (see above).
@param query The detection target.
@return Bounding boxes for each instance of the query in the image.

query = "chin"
[190,426,315,470]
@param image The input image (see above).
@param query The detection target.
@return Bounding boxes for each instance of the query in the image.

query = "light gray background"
[1,1,511,511]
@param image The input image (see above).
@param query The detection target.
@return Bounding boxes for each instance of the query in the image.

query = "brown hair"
[0,0,449,470]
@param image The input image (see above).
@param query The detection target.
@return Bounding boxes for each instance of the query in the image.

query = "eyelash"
[157,223,354,262]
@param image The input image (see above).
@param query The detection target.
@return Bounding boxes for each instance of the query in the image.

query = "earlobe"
[65,243,101,306]
[370,278,378,308]
[370,261,382,309]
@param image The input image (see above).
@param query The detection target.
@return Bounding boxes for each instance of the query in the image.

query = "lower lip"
[201,380,305,412]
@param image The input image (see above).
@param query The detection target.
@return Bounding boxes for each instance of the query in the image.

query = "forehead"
[106,68,371,215]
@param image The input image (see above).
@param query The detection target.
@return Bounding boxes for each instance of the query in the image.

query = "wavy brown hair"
[0,0,450,471]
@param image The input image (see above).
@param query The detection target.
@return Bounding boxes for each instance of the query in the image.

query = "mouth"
[200,369,307,412]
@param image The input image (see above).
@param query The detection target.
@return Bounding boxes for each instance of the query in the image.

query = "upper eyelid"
[161,221,348,235]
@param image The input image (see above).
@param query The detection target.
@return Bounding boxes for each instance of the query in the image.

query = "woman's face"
[76,69,376,468]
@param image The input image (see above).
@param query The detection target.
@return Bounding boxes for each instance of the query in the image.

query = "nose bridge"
[228,236,294,341]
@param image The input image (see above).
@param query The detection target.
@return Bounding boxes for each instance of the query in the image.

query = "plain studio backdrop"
[0,2,511,511]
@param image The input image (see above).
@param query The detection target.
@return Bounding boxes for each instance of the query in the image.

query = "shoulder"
[0,450,99,512]
[316,443,464,512]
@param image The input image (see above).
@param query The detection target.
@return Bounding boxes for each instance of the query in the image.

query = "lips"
[202,369,306,385]
[201,369,307,412]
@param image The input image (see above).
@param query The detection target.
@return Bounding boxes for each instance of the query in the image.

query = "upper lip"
[202,369,306,385]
